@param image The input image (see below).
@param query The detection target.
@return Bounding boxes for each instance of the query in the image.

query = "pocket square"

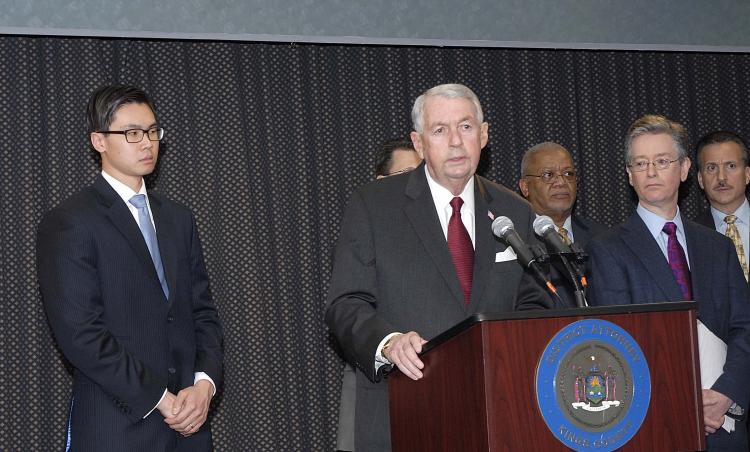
[495,247,517,262]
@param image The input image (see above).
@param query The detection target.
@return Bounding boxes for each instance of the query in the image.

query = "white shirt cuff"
[374,332,401,371]
[195,372,217,396]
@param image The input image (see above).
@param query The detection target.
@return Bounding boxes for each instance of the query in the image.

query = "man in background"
[336,136,423,452]
[374,136,423,179]
[518,141,606,307]
[586,115,750,451]
[37,85,223,451]
[694,130,750,283]
[326,83,550,452]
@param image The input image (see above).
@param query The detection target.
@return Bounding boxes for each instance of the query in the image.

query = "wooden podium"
[388,302,705,451]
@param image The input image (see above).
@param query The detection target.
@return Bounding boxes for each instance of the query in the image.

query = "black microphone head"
[491,216,514,239]
[533,215,556,236]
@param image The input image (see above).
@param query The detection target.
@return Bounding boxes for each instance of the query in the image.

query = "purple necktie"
[662,222,693,301]
[447,197,474,304]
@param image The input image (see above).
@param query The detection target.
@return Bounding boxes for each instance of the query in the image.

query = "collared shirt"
[636,203,690,268]
[424,165,476,248]
[375,166,476,369]
[102,171,154,229]
[100,171,216,416]
[710,198,750,264]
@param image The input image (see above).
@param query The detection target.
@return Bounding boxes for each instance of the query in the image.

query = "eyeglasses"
[703,161,745,174]
[382,166,416,177]
[627,157,680,172]
[98,127,165,143]
[524,170,577,184]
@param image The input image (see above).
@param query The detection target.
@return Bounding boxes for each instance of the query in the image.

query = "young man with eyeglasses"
[37,85,223,452]
[518,141,607,307]
[586,115,750,451]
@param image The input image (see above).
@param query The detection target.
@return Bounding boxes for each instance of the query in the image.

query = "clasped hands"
[157,379,214,437]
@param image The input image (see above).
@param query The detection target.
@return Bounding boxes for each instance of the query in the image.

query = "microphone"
[533,216,572,254]
[491,216,557,296]
[533,215,588,307]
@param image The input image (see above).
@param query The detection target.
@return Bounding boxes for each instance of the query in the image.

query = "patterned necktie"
[662,222,692,300]
[724,215,749,281]
[558,227,573,246]
[129,194,170,300]
[447,197,474,304]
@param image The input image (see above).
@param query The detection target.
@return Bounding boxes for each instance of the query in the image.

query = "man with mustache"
[586,115,750,451]
[518,141,607,307]
[694,131,750,283]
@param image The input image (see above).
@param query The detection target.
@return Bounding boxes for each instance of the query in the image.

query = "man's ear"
[90,132,107,155]
[410,131,424,159]
[518,178,529,198]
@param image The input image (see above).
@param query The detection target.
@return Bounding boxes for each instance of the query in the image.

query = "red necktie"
[447,197,474,304]
[662,222,693,301]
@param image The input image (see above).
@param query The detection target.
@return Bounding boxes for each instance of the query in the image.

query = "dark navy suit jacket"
[37,176,223,452]
[586,212,750,450]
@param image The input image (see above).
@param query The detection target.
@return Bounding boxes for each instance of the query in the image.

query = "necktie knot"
[662,222,677,236]
[450,197,464,214]
[558,227,572,246]
[725,215,737,225]
[129,194,147,209]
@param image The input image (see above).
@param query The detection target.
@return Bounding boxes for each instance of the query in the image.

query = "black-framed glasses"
[99,127,165,143]
[383,166,417,177]
[524,169,577,184]
[627,157,680,172]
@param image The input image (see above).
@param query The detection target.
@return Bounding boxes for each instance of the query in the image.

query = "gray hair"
[624,114,688,164]
[411,83,484,133]
[520,141,570,178]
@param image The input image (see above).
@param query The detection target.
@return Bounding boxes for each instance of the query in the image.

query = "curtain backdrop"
[2,35,749,450]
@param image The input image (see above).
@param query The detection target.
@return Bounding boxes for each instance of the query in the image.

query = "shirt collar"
[424,165,475,213]
[710,197,750,227]
[101,170,147,205]
[637,203,685,240]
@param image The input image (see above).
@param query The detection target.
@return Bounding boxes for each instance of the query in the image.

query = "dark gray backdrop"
[2,35,748,450]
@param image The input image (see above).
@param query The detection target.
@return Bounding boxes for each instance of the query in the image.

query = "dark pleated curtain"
[2,35,749,450]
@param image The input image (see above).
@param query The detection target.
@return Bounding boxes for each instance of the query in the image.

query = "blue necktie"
[129,194,169,300]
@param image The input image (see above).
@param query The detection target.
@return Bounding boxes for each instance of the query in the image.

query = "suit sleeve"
[325,191,395,383]
[187,212,224,386]
[711,241,750,409]
[585,237,634,306]
[36,208,167,421]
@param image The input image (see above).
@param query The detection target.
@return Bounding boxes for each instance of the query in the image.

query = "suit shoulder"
[477,176,532,211]
[573,215,608,234]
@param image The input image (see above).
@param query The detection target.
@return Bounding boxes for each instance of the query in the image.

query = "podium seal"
[536,319,650,451]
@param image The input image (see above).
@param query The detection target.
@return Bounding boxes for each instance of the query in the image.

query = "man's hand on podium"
[384,331,428,380]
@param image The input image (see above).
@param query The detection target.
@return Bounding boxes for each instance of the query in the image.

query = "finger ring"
[188,424,193,430]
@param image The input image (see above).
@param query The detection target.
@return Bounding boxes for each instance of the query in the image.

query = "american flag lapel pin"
[487,210,495,221]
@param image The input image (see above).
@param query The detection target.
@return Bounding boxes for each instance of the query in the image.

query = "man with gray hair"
[326,83,550,451]
[587,114,750,451]
[518,141,607,307]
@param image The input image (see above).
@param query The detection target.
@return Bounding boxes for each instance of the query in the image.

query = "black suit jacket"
[325,165,550,452]
[586,212,750,450]
[37,176,223,452]
[546,215,608,308]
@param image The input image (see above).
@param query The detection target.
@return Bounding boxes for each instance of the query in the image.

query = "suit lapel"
[93,176,167,299]
[620,213,685,301]
[469,177,496,312]
[403,168,465,305]
[684,220,709,302]
[150,194,177,305]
